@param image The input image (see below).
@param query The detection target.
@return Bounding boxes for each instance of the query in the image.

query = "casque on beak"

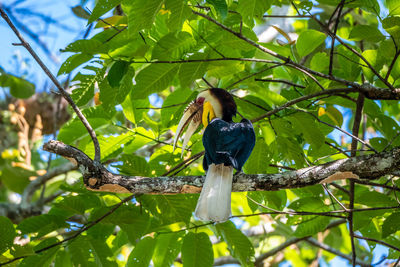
[173,97,205,157]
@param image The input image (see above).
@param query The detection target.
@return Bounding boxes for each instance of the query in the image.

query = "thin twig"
[329,0,345,76]
[385,48,400,81]
[0,6,102,162]
[226,63,284,89]
[306,238,370,266]
[354,234,400,252]
[255,78,306,88]
[348,93,365,266]
[129,57,279,64]
[354,180,400,193]
[322,184,348,211]
[251,87,357,123]
[162,151,205,176]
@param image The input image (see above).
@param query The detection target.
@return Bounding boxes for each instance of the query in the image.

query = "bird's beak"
[173,101,203,157]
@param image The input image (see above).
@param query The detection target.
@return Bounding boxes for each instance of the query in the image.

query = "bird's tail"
[194,163,233,223]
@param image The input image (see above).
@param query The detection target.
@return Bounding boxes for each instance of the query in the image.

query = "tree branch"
[0,6,102,162]
[328,0,345,76]
[255,78,306,88]
[348,93,365,266]
[354,234,400,252]
[20,162,76,209]
[43,140,400,194]
[306,238,370,266]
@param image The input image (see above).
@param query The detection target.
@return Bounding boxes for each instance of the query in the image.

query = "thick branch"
[43,140,400,194]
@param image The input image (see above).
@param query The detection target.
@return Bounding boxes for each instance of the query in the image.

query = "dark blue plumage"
[202,118,256,172]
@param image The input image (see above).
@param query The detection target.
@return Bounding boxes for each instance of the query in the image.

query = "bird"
[173,88,256,223]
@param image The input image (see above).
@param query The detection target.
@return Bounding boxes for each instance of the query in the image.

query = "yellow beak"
[202,101,216,127]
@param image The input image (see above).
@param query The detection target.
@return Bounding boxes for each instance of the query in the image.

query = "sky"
[0,0,97,92]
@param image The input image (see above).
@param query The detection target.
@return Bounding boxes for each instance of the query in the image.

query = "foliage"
[1,0,400,266]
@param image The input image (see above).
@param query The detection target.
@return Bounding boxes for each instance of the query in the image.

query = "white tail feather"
[195,163,233,223]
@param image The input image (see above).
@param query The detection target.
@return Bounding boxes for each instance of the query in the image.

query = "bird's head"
[173,88,236,156]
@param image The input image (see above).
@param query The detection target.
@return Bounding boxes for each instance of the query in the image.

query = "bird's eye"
[196,97,205,105]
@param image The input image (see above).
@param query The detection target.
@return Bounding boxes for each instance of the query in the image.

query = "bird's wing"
[202,118,255,171]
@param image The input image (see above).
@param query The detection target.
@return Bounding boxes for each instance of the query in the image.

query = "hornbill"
[173,88,256,222]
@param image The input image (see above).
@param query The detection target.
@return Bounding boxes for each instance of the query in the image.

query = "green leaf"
[133,63,178,99]
[127,237,156,267]
[181,232,213,267]
[19,238,60,267]
[243,138,270,174]
[152,31,195,60]
[123,127,154,153]
[0,216,16,254]
[289,112,325,149]
[123,0,164,35]
[294,216,330,238]
[337,45,361,80]
[0,72,35,99]
[296,30,326,58]
[54,249,73,267]
[206,0,228,19]
[86,132,135,160]
[382,16,400,38]
[58,53,93,75]
[121,93,149,124]
[62,39,107,54]
[72,5,90,19]
[117,66,135,103]
[237,0,270,27]
[71,66,106,107]
[161,88,194,127]
[349,25,385,42]
[323,106,343,127]
[67,236,93,267]
[139,194,197,224]
[153,232,184,267]
[178,55,209,88]
[107,60,130,88]
[369,137,388,151]
[356,190,397,206]
[360,49,383,82]
[58,106,113,144]
[88,0,123,24]
[0,165,34,193]
[99,205,151,244]
[114,154,149,176]
[289,196,328,211]
[247,190,287,212]
[18,214,68,237]
[165,0,191,31]
[216,221,255,267]
[310,52,329,72]
[88,237,117,267]
[386,0,400,15]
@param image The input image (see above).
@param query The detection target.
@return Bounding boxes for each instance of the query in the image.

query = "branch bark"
[43,140,400,194]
